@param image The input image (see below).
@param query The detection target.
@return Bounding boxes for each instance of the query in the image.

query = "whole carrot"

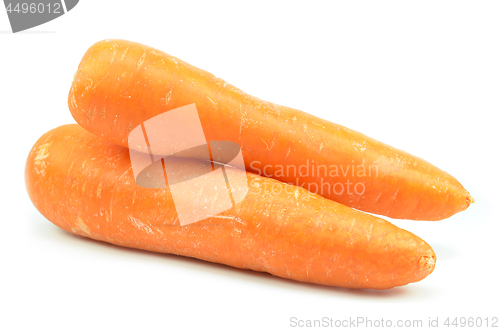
[25,124,436,289]
[68,39,471,221]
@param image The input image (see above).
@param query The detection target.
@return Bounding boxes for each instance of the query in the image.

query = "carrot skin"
[25,124,436,289]
[68,39,471,221]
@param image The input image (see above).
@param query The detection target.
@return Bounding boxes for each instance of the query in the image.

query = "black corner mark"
[3,0,79,33]
[64,0,77,11]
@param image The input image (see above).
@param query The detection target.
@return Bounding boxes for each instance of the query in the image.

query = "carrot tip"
[419,255,436,274]
[464,193,475,209]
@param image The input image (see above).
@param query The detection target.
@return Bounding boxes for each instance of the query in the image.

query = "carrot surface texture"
[26,124,436,290]
[68,39,471,221]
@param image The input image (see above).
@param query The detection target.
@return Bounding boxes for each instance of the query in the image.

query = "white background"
[1,1,499,330]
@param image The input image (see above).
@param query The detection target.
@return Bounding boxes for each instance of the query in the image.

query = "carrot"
[25,124,436,289]
[68,39,471,221]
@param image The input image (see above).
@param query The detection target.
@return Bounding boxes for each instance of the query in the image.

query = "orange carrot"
[68,39,471,221]
[25,124,436,289]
